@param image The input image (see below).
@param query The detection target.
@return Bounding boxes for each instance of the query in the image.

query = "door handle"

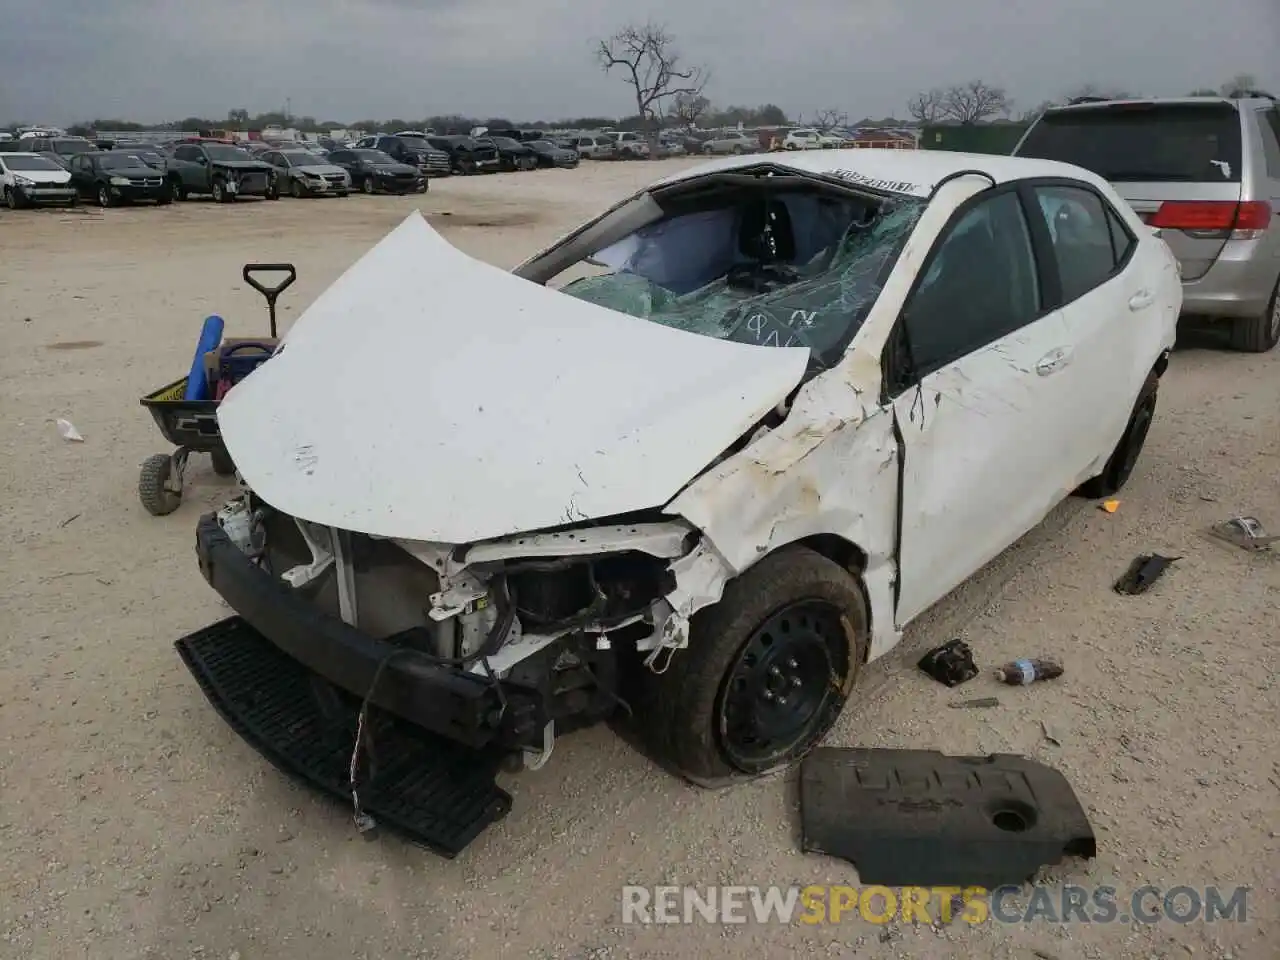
[1128,290,1155,310]
[1036,347,1070,376]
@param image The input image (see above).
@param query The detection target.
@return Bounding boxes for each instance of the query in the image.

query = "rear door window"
[1017,103,1243,183]
[1033,185,1126,304]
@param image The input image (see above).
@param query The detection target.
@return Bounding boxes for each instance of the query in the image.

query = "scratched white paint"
[217,212,810,543]
[222,156,1179,673]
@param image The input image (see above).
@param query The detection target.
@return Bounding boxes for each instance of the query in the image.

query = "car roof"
[1044,95,1272,113]
[651,148,1107,199]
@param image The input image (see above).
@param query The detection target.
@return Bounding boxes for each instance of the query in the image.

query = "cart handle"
[242,263,297,337]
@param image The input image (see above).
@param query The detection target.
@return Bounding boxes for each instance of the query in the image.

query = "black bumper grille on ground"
[176,616,512,857]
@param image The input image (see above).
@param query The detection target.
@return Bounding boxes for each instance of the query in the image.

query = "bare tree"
[596,23,708,157]
[672,92,710,131]
[907,88,947,123]
[1221,73,1258,97]
[812,108,848,132]
[1019,100,1059,123]
[941,80,1012,123]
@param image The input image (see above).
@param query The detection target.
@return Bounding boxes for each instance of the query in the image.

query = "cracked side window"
[558,184,924,375]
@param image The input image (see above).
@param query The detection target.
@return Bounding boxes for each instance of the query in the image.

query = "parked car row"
[0,133,582,209]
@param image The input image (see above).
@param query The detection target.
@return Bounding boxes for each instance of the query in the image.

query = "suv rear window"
[1017,103,1242,183]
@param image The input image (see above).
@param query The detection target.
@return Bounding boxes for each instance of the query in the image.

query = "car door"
[887,186,1073,626]
[1257,108,1280,281]
[1025,180,1159,487]
[172,146,199,186]
[67,155,88,196]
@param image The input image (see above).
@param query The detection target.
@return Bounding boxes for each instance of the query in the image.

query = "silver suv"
[1014,96,1280,351]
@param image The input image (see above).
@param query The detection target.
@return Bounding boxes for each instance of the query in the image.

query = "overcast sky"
[2,0,1277,126]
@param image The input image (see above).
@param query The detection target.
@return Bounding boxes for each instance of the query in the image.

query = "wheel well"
[793,534,867,576]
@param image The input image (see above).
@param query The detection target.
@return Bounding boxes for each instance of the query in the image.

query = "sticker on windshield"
[822,168,922,195]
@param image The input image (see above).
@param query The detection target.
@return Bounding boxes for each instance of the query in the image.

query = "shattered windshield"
[559,183,924,372]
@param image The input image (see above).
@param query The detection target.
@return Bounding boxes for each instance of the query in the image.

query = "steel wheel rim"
[98,187,109,206]
[717,600,850,770]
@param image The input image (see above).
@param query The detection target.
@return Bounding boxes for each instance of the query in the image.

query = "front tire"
[1228,277,1280,353]
[361,175,375,194]
[169,178,186,201]
[635,546,867,784]
[138,453,182,516]
[290,179,304,199]
[97,185,113,207]
[1078,372,1158,498]
[211,179,229,203]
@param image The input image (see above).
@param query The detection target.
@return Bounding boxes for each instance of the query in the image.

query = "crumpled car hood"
[217,212,809,544]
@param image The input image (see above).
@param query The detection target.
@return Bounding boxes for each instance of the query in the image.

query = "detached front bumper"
[181,513,521,854]
[192,513,546,749]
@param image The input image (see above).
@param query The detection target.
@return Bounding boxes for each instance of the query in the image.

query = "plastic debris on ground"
[994,658,1063,686]
[1099,499,1120,513]
[917,638,978,687]
[56,419,84,442]
[1114,553,1179,595]
[948,696,999,709]
[799,747,1097,887]
[1207,516,1278,552]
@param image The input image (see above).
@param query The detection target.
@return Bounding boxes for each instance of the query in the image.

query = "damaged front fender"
[664,364,903,661]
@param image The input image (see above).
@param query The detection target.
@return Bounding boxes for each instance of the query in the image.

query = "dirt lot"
[1,159,1277,960]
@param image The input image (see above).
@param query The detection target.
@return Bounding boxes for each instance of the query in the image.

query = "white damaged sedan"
[182,148,1179,849]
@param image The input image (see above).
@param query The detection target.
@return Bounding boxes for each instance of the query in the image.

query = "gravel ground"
[1,158,1276,960]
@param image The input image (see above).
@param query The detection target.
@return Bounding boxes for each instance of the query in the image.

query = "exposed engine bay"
[214,489,729,763]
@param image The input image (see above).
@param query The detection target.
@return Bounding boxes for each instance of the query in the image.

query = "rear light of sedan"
[1149,200,1272,240]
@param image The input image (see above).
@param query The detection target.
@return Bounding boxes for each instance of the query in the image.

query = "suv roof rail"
[1227,89,1275,100]
[1066,96,1112,105]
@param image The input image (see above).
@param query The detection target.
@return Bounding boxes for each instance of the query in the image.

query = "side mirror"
[197,156,208,165]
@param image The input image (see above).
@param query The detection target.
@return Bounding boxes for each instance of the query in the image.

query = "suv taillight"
[1150,200,1272,238]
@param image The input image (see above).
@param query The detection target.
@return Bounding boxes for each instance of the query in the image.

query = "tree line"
[907,72,1273,125]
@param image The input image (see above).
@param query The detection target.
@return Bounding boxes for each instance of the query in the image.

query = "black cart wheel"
[635,546,867,783]
[210,448,236,476]
[1078,372,1159,498]
[139,453,182,516]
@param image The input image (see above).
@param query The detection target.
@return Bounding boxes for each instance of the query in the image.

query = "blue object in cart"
[184,315,225,401]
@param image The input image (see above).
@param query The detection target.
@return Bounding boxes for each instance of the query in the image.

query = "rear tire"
[1078,372,1159,498]
[633,546,867,784]
[1228,278,1280,353]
